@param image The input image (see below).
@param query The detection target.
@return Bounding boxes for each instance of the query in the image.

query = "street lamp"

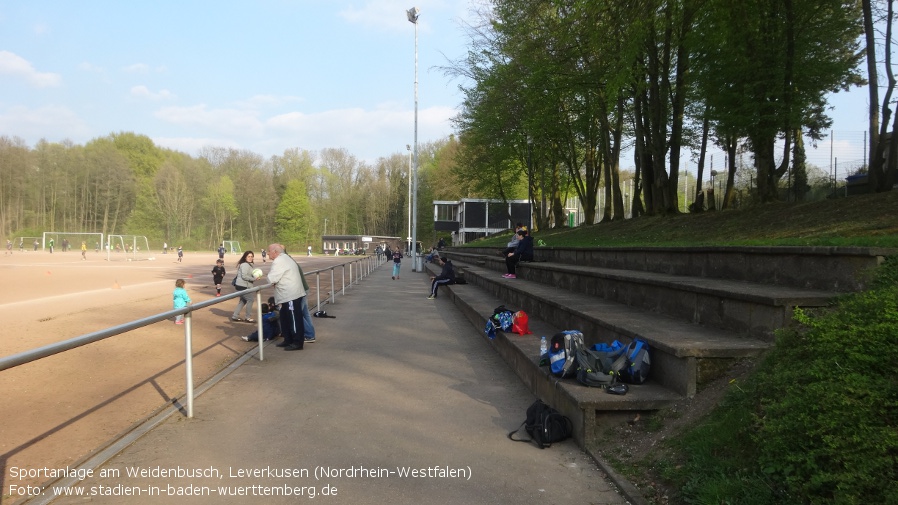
[406,144,412,256]
[407,6,420,271]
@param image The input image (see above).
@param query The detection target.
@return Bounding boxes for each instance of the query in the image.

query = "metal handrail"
[0,254,385,417]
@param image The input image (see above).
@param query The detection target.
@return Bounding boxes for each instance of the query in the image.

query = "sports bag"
[231,274,238,287]
[507,400,573,449]
[548,330,585,378]
[619,338,651,384]
[511,311,531,335]
[484,319,497,340]
[490,305,515,332]
[574,348,621,388]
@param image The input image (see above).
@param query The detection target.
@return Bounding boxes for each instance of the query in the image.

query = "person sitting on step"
[504,229,533,279]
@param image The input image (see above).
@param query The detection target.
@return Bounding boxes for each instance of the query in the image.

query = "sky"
[0,0,479,164]
[0,1,873,171]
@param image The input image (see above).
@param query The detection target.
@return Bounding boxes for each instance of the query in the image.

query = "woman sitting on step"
[504,229,533,279]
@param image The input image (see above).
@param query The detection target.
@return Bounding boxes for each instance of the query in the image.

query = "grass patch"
[466,191,898,248]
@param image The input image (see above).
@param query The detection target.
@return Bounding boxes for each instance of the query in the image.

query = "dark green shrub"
[670,256,898,504]
[751,256,898,504]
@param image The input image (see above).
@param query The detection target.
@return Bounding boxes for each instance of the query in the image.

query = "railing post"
[256,290,264,361]
[330,268,335,305]
[315,271,321,312]
[184,310,194,418]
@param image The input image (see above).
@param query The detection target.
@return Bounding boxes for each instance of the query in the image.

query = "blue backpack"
[548,331,585,378]
[620,339,651,384]
[590,338,651,384]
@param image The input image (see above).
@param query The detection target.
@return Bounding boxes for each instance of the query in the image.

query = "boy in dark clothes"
[241,304,281,342]
[427,257,456,299]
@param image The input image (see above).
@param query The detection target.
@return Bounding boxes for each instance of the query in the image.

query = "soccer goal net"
[106,235,155,261]
[41,232,104,254]
[222,241,242,254]
[15,236,41,252]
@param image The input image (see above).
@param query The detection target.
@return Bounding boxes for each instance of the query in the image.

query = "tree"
[695,0,864,202]
[275,179,312,248]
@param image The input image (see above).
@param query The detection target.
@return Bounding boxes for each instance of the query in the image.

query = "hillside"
[475,190,898,248]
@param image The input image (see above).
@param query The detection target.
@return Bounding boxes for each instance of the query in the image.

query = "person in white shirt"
[266,243,308,351]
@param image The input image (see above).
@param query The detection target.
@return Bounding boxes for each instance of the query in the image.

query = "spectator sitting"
[425,247,440,263]
[427,257,456,299]
[498,223,526,256]
[504,229,534,279]
[241,303,281,342]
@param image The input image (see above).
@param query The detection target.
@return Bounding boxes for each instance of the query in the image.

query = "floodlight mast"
[407,6,420,270]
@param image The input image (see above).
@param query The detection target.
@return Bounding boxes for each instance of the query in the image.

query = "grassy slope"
[469,190,898,248]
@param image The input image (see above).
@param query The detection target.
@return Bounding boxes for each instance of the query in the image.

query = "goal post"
[15,236,42,252]
[222,241,242,254]
[106,235,155,261]
[41,232,104,253]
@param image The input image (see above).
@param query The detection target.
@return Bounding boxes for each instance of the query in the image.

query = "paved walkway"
[46,263,627,505]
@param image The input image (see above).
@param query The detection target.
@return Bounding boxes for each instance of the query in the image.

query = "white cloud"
[234,94,304,109]
[0,104,90,141]
[79,61,105,73]
[0,51,61,88]
[154,104,265,137]
[123,63,150,74]
[130,85,175,100]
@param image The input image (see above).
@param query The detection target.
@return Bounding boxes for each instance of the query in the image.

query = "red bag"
[511,311,532,335]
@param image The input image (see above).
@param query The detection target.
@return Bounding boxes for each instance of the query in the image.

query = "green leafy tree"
[694,0,864,201]
[275,179,312,248]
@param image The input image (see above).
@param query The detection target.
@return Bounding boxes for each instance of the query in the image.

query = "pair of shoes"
[427,295,436,300]
[276,341,290,347]
[391,276,395,280]
[216,293,221,297]
[231,317,242,322]
[174,320,184,325]
[240,336,251,342]
[502,274,511,278]
[304,337,316,343]
[245,318,256,323]
[507,274,517,279]
[284,344,303,351]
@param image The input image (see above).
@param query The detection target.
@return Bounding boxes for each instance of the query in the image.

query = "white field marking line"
[0,262,175,269]
[0,280,174,309]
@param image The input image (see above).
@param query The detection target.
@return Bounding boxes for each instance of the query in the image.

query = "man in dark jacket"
[504,229,533,279]
[427,257,456,299]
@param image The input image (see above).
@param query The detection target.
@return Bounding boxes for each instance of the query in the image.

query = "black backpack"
[507,400,573,449]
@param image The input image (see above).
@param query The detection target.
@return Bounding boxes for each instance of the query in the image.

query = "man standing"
[267,243,307,351]
[218,243,226,260]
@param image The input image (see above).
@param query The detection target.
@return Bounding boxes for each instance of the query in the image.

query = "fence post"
[255,290,264,361]
[184,311,194,418]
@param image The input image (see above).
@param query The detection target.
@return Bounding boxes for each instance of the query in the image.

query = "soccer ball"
[251,268,264,279]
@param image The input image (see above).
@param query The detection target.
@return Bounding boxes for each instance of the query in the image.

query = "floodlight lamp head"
[407,144,411,151]
[406,7,420,23]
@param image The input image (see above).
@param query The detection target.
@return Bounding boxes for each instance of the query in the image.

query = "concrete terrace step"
[446,250,840,341]
[422,262,683,448]
[455,245,894,292]
[447,261,772,397]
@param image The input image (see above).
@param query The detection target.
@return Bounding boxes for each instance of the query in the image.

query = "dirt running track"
[0,249,358,504]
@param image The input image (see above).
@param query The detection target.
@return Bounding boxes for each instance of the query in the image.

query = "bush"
[671,257,898,504]
[751,256,898,504]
